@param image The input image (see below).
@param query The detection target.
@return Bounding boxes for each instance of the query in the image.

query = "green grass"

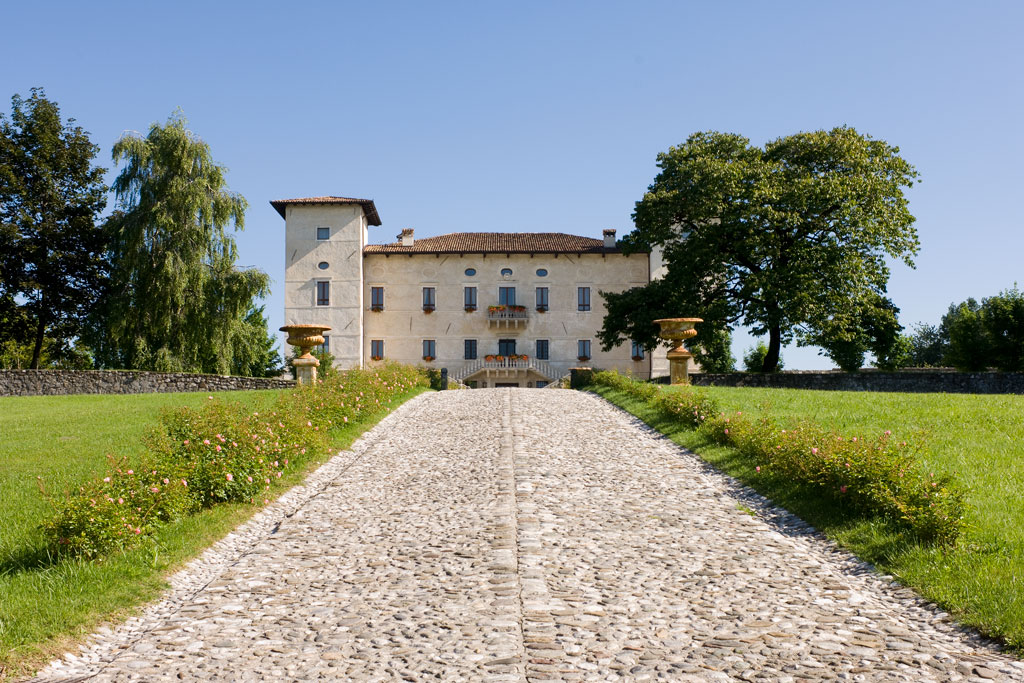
[590,383,1024,655]
[0,386,427,678]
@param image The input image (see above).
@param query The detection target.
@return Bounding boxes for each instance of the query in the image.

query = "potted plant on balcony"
[488,305,505,314]
[370,305,383,312]
[510,305,526,313]
[536,305,547,313]
[484,354,496,362]
[370,355,383,361]
[495,355,505,363]
[423,355,435,362]
[465,305,476,312]
[577,355,590,362]
[423,305,435,314]
[631,355,644,361]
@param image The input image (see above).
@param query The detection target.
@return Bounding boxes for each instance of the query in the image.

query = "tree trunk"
[762,323,782,372]
[30,316,46,369]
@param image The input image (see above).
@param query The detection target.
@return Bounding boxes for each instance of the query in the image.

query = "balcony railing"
[453,357,559,383]
[486,306,528,320]
[487,305,528,330]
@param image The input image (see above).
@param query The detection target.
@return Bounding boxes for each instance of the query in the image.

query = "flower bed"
[40,363,428,558]
[587,370,967,545]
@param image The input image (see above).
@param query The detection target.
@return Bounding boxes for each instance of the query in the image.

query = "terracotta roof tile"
[270,196,381,225]
[364,232,627,254]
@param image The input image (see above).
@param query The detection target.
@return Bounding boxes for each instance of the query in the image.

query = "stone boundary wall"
[680,370,1024,395]
[0,370,295,397]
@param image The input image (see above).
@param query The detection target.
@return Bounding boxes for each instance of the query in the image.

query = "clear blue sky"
[4,1,1022,369]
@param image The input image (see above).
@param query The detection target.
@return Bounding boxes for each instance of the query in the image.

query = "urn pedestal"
[279,324,331,385]
[653,318,702,385]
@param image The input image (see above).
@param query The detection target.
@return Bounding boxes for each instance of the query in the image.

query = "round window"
[465,268,476,276]
[317,262,329,270]
[536,268,548,277]
[501,268,513,278]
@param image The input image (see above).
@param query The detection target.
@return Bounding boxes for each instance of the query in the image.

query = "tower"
[272,196,381,369]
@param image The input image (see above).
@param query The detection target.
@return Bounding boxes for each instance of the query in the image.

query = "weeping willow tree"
[93,113,275,375]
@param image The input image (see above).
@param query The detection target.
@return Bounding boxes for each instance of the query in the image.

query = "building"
[274,195,671,386]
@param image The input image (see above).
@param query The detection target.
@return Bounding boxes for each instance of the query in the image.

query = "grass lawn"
[590,383,1024,654]
[0,386,427,678]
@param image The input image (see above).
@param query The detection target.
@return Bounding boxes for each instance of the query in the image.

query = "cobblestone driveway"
[38,389,1022,681]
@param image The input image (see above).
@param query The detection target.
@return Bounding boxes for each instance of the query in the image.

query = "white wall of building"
[361,251,651,381]
[283,204,366,368]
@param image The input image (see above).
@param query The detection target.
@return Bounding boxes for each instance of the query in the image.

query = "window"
[498,286,516,306]
[464,339,477,360]
[315,335,330,354]
[536,268,548,277]
[535,287,549,310]
[370,339,384,360]
[465,268,476,276]
[316,227,330,240]
[631,341,645,360]
[422,287,436,311]
[316,281,330,306]
[464,286,477,309]
[536,339,549,360]
[317,261,329,270]
[423,339,436,359]
[371,286,384,310]
[500,267,513,278]
[577,286,591,311]
[578,339,591,359]
[498,339,516,356]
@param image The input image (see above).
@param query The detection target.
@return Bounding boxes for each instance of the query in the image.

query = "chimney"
[399,228,414,247]
[603,228,616,249]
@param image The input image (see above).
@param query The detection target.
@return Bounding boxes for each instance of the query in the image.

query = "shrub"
[40,362,427,558]
[591,370,719,429]
[586,371,966,545]
[742,341,784,372]
[39,455,197,558]
[703,413,966,544]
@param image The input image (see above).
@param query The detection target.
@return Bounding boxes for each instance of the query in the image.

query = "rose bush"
[588,370,966,545]
[41,363,427,558]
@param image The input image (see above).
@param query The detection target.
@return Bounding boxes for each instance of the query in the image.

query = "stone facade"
[276,196,666,387]
[0,370,294,397]
[688,370,1024,394]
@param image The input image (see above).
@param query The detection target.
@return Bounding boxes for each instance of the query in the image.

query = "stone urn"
[653,318,702,385]
[280,324,331,385]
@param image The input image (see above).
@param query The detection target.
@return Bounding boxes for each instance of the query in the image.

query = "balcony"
[487,305,528,331]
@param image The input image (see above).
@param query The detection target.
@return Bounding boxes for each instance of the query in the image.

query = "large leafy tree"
[943,288,1024,371]
[600,128,919,371]
[93,113,271,375]
[230,305,283,377]
[0,88,109,368]
[807,293,905,371]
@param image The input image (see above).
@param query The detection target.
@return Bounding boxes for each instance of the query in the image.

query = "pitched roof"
[364,232,628,254]
[270,196,381,225]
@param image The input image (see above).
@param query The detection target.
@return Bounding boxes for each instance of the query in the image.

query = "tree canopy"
[92,113,274,374]
[941,288,1024,371]
[0,88,108,368]
[599,128,920,371]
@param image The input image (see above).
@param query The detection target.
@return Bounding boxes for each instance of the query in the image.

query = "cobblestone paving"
[37,389,1022,681]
